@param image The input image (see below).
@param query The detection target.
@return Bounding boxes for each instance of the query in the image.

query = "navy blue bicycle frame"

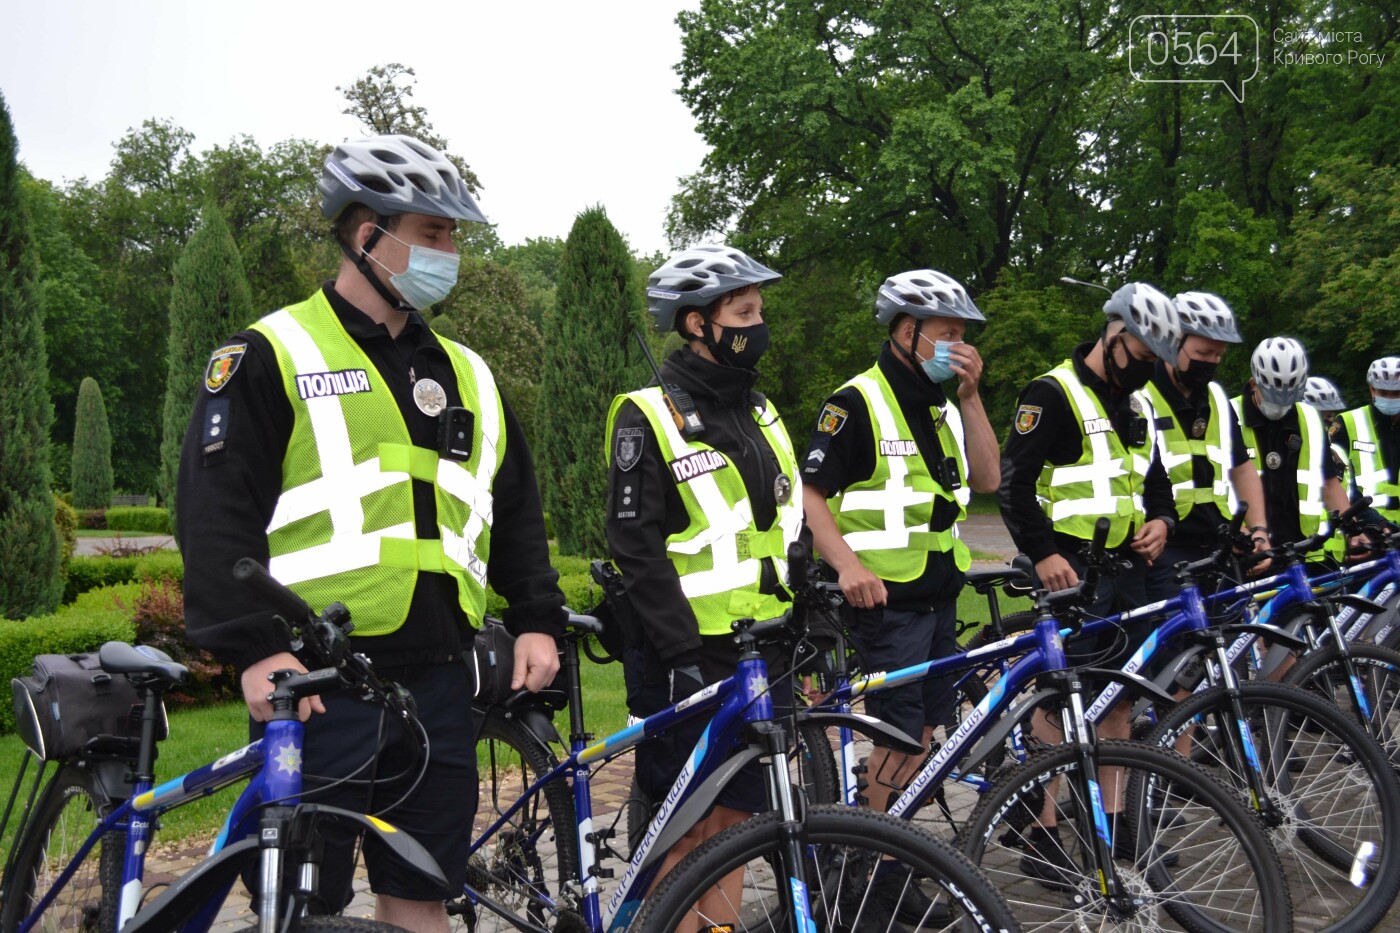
[465,651,801,932]
[17,718,304,933]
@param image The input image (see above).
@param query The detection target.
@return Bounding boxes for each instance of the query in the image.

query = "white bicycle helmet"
[1173,292,1242,343]
[1303,376,1347,411]
[319,134,486,223]
[1250,337,1309,407]
[645,245,781,333]
[1367,357,1400,391]
[874,269,984,324]
[1103,282,1183,363]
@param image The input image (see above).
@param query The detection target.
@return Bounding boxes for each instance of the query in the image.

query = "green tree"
[160,202,253,520]
[540,207,649,556]
[70,376,114,509]
[338,63,501,256]
[0,91,62,617]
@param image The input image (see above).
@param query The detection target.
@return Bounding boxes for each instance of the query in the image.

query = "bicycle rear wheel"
[1284,641,1400,770]
[956,739,1291,933]
[0,764,124,933]
[460,710,578,932]
[636,806,1018,932]
[1144,681,1400,932]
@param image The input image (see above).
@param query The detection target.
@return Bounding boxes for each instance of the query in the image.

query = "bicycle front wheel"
[956,739,1291,933]
[1144,681,1400,933]
[635,805,1018,932]
[0,764,125,933]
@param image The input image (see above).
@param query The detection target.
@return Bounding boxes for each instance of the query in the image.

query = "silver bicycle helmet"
[645,245,782,333]
[319,134,487,223]
[1250,337,1309,407]
[874,269,984,324]
[1103,282,1183,363]
[1173,292,1242,343]
[1367,357,1400,391]
[1303,377,1347,411]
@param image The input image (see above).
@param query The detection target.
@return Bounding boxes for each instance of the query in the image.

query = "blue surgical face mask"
[918,335,961,383]
[368,226,460,310]
[1375,396,1400,417]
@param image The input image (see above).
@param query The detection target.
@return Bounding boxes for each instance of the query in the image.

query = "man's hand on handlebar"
[240,651,327,723]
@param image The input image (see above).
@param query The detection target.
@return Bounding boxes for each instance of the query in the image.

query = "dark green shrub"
[0,588,137,734]
[63,551,184,604]
[53,494,77,566]
[79,509,107,529]
[105,506,171,534]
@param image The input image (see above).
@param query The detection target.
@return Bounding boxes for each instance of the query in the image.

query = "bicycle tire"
[1143,681,1400,933]
[1284,641,1400,769]
[461,711,579,932]
[0,764,124,933]
[956,739,1291,933]
[635,805,1018,932]
[962,610,1039,650]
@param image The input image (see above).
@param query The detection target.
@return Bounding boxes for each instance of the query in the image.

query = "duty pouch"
[588,559,642,658]
[10,652,167,761]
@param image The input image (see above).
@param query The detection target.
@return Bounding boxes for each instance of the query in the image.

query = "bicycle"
[1,558,443,933]
[451,544,1020,932]
[804,519,1293,932]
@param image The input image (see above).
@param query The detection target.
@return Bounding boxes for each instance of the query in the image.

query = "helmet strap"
[339,224,414,314]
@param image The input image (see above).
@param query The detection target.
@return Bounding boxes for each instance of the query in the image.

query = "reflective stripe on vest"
[252,292,504,634]
[831,366,971,581]
[1341,406,1400,519]
[606,388,801,633]
[1136,380,1235,521]
[1035,362,1152,547]
[1232,397,1326,536]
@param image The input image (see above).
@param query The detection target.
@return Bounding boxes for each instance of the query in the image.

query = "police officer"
[178,135,564,932]
[1333,357,1400,530]
[1304,376,1354,562]
[997,282,1182,883]
[1136,292,1271,600]
[801,268,999,924]
[605,244,800,929]
[1231,338,1349,563]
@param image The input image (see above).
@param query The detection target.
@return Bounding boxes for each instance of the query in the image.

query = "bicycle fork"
[757,721,817,931]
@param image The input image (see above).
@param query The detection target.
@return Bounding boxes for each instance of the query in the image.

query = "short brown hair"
[331,206,400,254]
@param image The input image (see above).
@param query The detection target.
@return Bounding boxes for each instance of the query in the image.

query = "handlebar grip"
[1340,496,1374,524]
[1227,502,1248,539]
[1089,517,1111,556]
[233,558,314,622]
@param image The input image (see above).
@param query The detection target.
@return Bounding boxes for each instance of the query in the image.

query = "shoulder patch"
[205,343,246,393]
[614,426,645,472]
[817,403,848,435]
[1015,405,1042,435]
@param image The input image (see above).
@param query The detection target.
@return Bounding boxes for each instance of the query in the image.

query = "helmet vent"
[372,149,408,165]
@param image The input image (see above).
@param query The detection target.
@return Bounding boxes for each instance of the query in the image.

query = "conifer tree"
[159,202,252,524]
[71,377,114,509]
[0,91,62,617]
[539,207,648,556]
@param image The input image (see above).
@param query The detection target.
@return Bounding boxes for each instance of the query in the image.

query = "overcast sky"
[1,0,708,254]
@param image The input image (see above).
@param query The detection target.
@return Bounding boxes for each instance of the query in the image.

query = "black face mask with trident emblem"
[706,320,771,371]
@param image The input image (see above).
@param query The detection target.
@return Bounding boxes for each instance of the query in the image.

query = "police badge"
[615,427,644,472]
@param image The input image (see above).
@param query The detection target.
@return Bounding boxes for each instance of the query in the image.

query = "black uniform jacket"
[177,283,564,672]
[801,342,966,608]
[606,348,788,669]
[1235,389,1344,547]
[1146,365,1250,547]
[997,343,1175,564]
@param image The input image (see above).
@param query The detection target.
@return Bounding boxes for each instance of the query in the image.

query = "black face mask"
[1177,358,1219,393]
[1107,336,1155,393]
[708,321,770,370]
